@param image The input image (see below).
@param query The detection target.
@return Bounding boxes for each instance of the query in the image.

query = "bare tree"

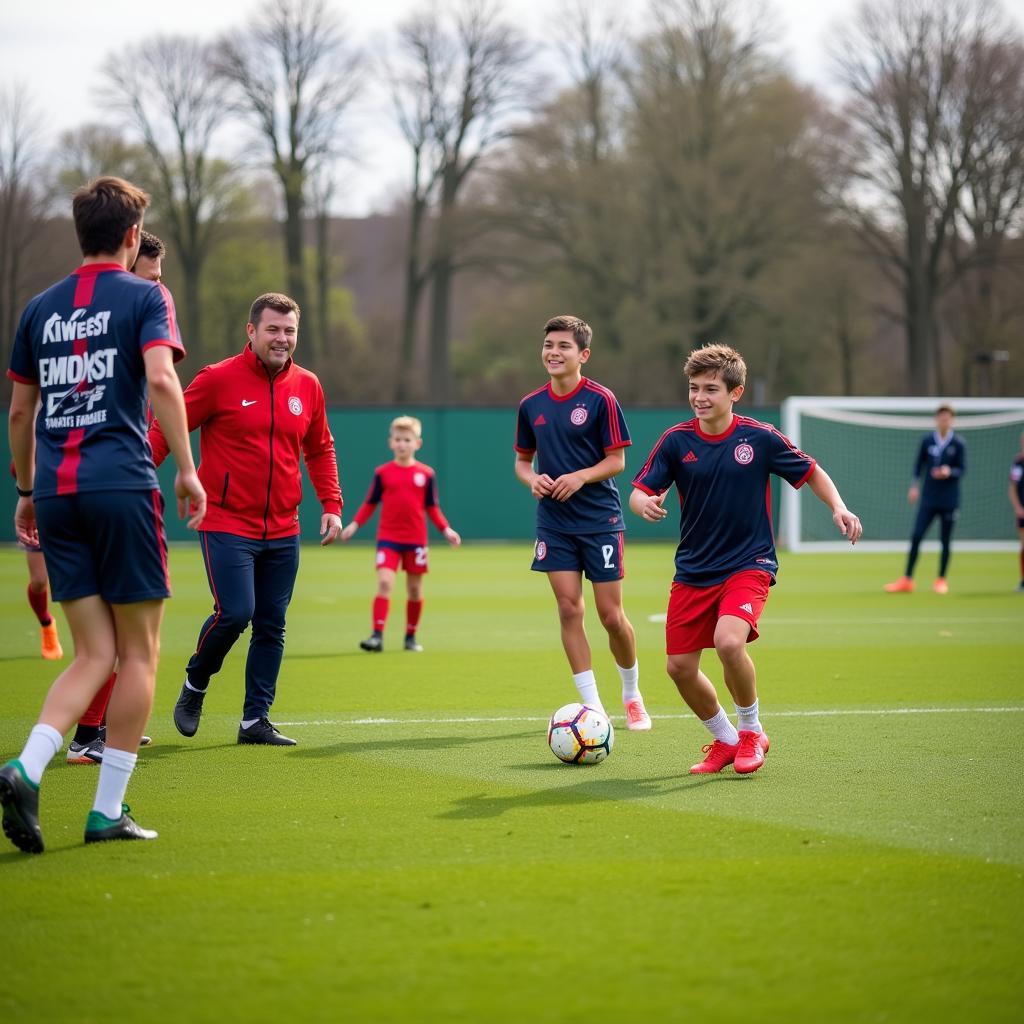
[0,85,48,373]
[51,126,149,197]
[103,36,237,355]
[217,0,361,341]
[390,0,533,402]
[831,0,1012,394]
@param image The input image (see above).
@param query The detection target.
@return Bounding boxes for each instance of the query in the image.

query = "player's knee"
[555,596,584,625]
[218,605,254,634]
[714,632,746,662]
[666,656,695,685]
[597,605,626,634]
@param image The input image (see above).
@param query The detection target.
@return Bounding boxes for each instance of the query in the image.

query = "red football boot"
[689,739,739,774]
[734,730,770,774]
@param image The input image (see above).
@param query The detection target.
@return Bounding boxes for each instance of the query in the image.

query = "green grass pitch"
[1,543,1021,1023]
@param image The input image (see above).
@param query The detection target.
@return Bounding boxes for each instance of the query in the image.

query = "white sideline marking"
[279,706,1024,727]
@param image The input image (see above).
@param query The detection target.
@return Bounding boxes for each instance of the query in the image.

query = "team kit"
[1,177,863,854]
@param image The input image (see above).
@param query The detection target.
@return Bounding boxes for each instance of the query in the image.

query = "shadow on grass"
[287,729,540,759]
[437,770,751,819]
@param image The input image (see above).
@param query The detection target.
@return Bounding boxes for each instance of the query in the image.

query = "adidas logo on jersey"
[740,602,753,614]
[682,451,698,463]
[534,413,547,426]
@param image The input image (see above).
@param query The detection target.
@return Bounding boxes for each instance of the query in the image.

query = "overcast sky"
[4,0,1023,215]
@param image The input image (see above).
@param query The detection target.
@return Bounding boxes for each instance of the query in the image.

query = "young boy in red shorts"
[629,344,861,774]
[341,416,461,652]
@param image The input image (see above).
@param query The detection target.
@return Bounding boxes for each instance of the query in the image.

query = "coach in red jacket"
[149,292,342,746]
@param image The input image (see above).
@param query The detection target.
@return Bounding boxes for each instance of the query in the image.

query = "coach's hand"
[321,513,343,545]
[833,508,862,545]
[176,469,207,530]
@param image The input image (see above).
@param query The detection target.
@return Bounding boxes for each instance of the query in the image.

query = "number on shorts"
[602,544,616,569]
[415,546,428,566]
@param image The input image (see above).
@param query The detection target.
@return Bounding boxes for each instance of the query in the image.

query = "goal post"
[779,397,1024,552]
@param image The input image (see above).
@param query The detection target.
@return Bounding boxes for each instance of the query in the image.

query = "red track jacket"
[148,343,342,539]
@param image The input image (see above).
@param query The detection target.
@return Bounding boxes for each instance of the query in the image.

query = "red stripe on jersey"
[633,423,693,484]
[72,271,98,308]
[583,380,623,448]
[151,488,170,591]
[55,428,85,495]
[6,369,36,384]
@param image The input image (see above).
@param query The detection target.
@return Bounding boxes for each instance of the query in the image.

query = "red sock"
[27,584,52,626]
[80,672,117,727]
[1019,549,1024,579]
[372,597,390,633]
[406,599,423,636]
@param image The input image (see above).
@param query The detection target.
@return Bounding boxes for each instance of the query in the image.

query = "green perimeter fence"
[0,406,780,544]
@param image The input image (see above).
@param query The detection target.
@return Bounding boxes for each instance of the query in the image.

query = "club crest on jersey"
[288,396,303,416]
[570,406,588,426]
[414,472,426,487]
[535,540,547,560]
[734,443,754,465]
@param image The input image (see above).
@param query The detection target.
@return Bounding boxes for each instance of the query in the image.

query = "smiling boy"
[629,343,861,774]
[514,315,651,730]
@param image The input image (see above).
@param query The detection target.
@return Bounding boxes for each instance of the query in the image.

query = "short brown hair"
[249,292,301,327]
[544,314,592,351]
[138,230,166,261]
[72,176,150,256]
[683,343,747,391]
[935,403,955,416]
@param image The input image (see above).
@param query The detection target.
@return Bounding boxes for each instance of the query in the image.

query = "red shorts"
[376,544,428,575]
[665,569,772,655]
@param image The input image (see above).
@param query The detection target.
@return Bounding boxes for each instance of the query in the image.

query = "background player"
[149,292,342,747]
[340,416,461,652]
[11,459,63,660]
[1,176,204,852]
[1010,431,1024,592]
[514,314,651,731]
[885,404,966,595]
[65,231,168,764]
[132,230,165,282]
[630,343,861,775]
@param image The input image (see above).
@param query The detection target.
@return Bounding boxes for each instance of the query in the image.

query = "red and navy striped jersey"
[632,415,816,586]
[7,263,183,498]
[352,460,449,546]
[515,376,631,535]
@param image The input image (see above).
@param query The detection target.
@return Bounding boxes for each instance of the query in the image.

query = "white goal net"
[780,397,1024,552]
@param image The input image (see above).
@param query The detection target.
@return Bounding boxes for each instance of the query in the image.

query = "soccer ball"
[547,703,614,764]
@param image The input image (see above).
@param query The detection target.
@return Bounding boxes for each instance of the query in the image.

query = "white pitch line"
[279,706,1024,727]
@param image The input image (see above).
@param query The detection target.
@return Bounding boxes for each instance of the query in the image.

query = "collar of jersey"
[243,341,293,380]
[695,414,739,442]
[546,376,587,402]
[74,262,126,275]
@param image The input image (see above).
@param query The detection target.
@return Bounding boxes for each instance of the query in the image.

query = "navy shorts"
[35,489,170,603]
[531,527,625,582]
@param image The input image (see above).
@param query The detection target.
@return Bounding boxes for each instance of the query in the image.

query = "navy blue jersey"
[7,263,184,499]
[515,377,631,535]
[913,432,966,510]
[1011,455,1024,506]
[633,415,816,586]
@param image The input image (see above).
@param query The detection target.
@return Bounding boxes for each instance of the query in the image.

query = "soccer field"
[1,543,1021,1023]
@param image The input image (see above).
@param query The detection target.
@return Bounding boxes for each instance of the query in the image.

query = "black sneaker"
[84,804,157,843]
[237,717,297,746]
[359,633,383,652]
[404,635,423,652]
[0,760,44,854]
[173,681,206,737]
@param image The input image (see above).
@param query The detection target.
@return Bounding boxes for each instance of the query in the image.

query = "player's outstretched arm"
[807,466,862,545]
[144,346,206,529]
[629,487,668,523]
[515,453,553,500]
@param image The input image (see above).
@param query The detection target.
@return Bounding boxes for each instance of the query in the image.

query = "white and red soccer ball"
[547,702,615,764]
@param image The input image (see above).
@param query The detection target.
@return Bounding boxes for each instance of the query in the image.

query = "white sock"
[92,747,137,820]
[735,699,763,734]
[240,718,260,729]
[184,680,207,693]
[617,661,640,702]
[701,708,740,745]
[572,670,604,714]
[17,724,63,785]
